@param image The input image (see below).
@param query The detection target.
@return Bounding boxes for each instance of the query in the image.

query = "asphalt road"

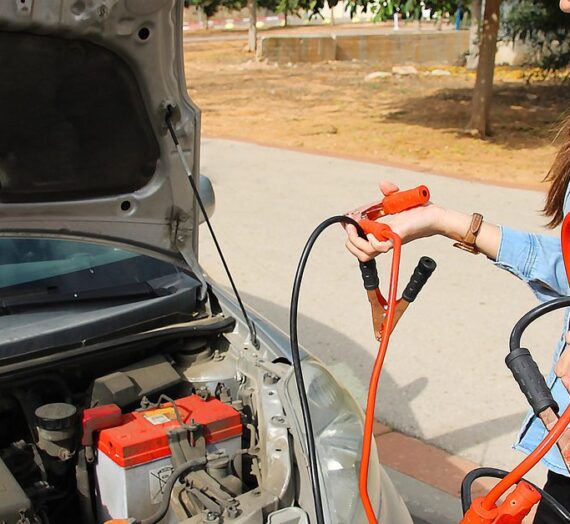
[199,138,557,489]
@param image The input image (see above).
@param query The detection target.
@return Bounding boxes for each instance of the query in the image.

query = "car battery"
[94,395,242,522]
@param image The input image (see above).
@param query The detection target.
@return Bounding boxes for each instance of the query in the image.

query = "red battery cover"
[97,395,242,468]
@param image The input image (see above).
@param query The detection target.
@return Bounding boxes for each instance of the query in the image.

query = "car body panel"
[0,1,413,522]
[0,0,202,270]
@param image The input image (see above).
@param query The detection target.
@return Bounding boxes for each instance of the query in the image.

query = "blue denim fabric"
[494,215,570,475]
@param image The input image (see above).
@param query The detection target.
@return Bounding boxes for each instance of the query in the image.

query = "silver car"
[0,1,412,523]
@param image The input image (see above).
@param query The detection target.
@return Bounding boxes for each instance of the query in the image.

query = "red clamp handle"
[382,185,430,216]
[461,481,540,524]
[359,219,392,242]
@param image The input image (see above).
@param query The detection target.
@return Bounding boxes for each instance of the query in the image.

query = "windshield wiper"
[0,281,173,312]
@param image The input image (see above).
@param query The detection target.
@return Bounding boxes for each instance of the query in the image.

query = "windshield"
[0,238,182,297]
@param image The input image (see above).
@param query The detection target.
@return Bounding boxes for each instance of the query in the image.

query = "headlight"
[284,360,381,523]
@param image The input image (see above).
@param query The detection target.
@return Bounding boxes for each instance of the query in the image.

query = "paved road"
[199,138,558,490]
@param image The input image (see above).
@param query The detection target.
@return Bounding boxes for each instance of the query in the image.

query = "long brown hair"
[544,116,570,228]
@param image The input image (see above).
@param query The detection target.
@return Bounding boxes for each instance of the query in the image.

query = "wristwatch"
[453,213,483,255]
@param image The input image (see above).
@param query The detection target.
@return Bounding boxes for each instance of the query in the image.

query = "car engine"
[0,328,296,523]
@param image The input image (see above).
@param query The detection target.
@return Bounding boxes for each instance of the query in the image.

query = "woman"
[345,123,570,522]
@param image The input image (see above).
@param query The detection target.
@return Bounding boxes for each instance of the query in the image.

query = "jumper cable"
[347,187,436,522]
[292,186,570,524]
[354,189,570,523]
[288,186,434,524]
[458,212,570,523]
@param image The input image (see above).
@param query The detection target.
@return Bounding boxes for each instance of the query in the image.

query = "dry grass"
[184,40,570,188]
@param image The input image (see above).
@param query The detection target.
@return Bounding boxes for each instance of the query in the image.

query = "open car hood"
[0,1,203,283]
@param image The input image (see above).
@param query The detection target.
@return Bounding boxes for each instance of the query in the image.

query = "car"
[0,1,412,523]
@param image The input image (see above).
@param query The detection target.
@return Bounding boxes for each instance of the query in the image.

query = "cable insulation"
[289,215,367,524]
[482,405,570,509]
[461,467,570,521]
[359,231,401,524]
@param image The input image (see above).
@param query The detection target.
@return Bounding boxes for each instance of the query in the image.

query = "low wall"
[258,30,470,65]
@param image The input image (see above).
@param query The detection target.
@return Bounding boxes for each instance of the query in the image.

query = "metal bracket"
[15,0,33,16]
[169,210,208,301]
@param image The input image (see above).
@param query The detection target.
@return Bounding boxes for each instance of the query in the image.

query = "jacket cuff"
[495,226,536,280]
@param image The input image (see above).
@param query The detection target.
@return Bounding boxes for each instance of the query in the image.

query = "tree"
[188,0,242,30]
[343,0,461,25]
[327,0,340,24]
[343,0,506,138]
[248,0,257,52]
[275,0,311,28]
[503,0,570,74]
[466,0,501,137]
[190,0,308,51]
[465,0,481,70]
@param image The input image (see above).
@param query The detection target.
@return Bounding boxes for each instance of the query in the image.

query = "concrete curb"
[375,422,537,523]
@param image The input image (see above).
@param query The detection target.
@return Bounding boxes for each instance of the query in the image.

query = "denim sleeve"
[494,226,569,302]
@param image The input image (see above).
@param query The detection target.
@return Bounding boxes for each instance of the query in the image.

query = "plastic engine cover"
[0,457,32,524]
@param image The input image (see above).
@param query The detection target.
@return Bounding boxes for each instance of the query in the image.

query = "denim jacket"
[495,192,570,476]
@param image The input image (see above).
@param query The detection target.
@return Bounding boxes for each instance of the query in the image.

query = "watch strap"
[453,213,483,254]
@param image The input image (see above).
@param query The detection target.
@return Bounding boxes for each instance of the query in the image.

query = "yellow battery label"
[143,407,177,426]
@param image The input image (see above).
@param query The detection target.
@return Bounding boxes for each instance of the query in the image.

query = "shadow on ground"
[236,287,526,454]
[382,83,570,150]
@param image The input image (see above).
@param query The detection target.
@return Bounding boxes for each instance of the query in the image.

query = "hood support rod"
[165,105,258,348]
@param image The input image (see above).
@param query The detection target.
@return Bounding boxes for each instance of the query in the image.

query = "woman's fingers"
[555,345,570,391]
[563,375,570,393]
[345,221,395,261]
[345,238,373,262]
[349,234,380,257]
[367,234,393,253]
[379,180,400,197]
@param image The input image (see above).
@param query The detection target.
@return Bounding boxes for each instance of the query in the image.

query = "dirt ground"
[184,40,570,189]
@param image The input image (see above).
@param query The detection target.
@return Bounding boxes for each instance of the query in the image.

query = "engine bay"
[0,325,296,524]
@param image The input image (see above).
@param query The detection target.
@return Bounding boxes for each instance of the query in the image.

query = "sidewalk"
[375,424,536,523]
[199,139,555,506]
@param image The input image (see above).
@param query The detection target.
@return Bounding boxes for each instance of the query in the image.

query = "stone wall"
[258,30,471,65]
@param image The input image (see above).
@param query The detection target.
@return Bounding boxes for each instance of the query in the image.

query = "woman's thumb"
[379,180,400,197]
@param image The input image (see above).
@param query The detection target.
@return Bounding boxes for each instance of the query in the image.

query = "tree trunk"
[284,12,288,26]
[435,14,443,31]
[248,0,257,53]
[466,0,482,70]
[330,7,335,25]
[467,0,500,137]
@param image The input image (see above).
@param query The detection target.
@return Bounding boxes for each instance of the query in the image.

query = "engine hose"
[136,457,207,524]
[461,467,570,522]
[289,215,401,524]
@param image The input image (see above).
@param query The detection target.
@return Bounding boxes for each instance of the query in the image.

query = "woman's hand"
[345,180,444,262]
[556,333,570,391]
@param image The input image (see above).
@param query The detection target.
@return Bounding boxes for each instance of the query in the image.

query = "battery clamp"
[289,185,570,524]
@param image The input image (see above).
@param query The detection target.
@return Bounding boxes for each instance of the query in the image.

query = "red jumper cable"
[457,212,570,523]
[347,186,435,523]
[292,186,570,524]
[353,191,570,524]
